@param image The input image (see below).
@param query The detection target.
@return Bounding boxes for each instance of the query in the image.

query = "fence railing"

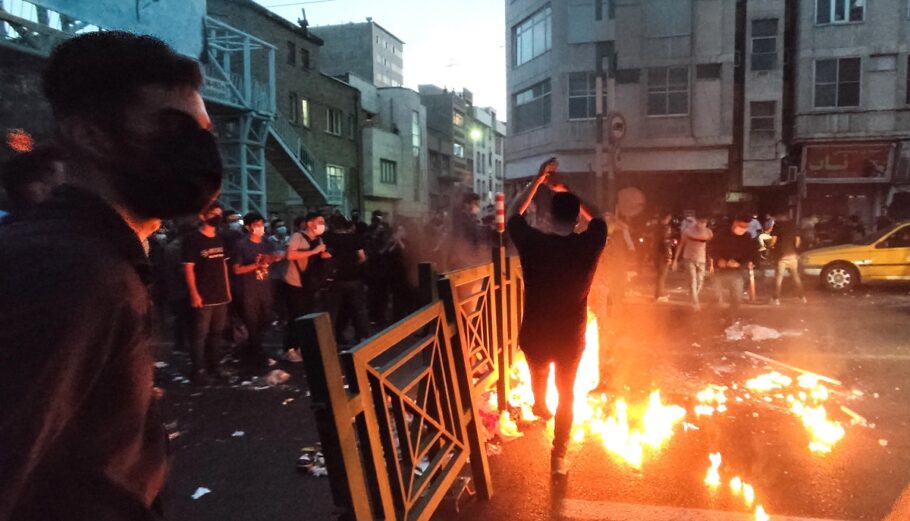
[297,246,524,521]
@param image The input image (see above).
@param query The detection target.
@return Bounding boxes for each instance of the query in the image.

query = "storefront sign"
[803,143,893,180]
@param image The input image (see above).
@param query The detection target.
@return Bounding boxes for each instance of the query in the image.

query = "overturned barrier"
[298,247,523,520]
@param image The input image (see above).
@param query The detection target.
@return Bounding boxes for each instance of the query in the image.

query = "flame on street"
[506,310,686,468]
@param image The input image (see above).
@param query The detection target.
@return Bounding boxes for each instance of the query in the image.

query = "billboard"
[803,142,894,180]
[33,0,205,58]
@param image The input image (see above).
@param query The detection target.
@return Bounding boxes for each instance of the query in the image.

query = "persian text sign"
[804,143,893,180]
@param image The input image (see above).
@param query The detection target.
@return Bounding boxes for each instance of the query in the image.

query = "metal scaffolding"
[201,16,276,216]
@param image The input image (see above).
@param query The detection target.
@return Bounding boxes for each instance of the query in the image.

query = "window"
[513,6,552,66]
[568,72,607,120]
[301,48,310,69]
[287,41,296,66]
[816,0,864,24]
[751,19,778,71]
[326,165,345,205]
[289,92,299,124]
[453,143,465,158]
[814,58,860,108]
[380,159,397,184]
[453,110,465,127]
[647,67,689,116]
[750,101,776,138]
[595,0,614,21]
[300,98,310,127]
[326,108,343,136]
[411,110,421,155]
[696,64,722,80]
[513,79,551,133]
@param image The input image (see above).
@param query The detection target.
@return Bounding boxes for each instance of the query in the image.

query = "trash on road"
[191,487,211,500]
[153,361,168,369]
[266,369,291,386]
[232,431,245,437]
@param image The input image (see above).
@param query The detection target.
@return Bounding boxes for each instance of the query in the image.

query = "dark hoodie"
[0,185,167,521]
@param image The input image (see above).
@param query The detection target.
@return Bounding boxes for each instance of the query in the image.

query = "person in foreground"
[506,158,608,477]
[0,32,221,520]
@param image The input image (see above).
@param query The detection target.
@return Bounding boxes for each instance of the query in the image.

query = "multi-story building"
[419,85,474,211]
[342,73,429,221]
[310,20,404,88]
[469,106,506,204]
[505,0,910,225]
[785,0,910,225]
[505,0,738,215]
[209,0,363,218]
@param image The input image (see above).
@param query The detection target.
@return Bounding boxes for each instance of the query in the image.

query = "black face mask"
[108,109,223,219]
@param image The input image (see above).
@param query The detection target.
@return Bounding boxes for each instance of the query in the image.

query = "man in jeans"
[673,215,714,311]
[770,213,807,305]
[507,158,607,478]
[709,215,758,315]
[182,203,232,384]
[233,212,282,368]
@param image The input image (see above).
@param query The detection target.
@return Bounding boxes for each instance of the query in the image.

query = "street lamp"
[469,127,483,142]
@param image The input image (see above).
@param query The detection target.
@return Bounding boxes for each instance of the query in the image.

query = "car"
[800,222,910,292]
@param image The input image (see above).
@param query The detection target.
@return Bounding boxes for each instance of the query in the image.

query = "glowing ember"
[743,483,756,507]
[730,476,743,495]
[745,372,792,392]
[755,504,770,521]
[704,452,722,488]
[5,129,33,153]
[790,402,845,453]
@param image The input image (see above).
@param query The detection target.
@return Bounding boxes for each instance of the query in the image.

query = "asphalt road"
[154,273,910,521]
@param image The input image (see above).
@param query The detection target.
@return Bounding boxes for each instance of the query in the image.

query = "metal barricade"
[297,302,492,521]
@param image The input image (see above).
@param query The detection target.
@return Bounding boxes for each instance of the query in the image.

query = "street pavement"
[154,273,910,521]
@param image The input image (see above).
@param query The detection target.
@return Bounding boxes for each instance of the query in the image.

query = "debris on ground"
[282,398,295,405]
[154,361,168,369]
[266,369,291,386]
[724,322,799,342]
[191,487,211,500]
[297,446,327,477]
[231,431,245,437]
[486,443,503,456]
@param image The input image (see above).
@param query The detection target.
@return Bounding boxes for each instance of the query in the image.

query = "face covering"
[251,225,265,237]
[108,108,223,219]
[205,215,223,227]
[314,223,326,236]
[228,221,243,232]
[276,226,288,236]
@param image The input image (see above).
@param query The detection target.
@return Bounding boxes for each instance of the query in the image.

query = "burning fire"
[506,310,686,468]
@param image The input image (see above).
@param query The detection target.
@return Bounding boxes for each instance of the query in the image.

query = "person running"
[506,158,607,477]
[673,214,714,311]
[770,213,807,305]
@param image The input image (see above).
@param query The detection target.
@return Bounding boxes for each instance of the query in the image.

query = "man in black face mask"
[0,32,221,520]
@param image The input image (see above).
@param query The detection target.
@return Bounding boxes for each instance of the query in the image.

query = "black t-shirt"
[508,215,607,359]
[232,237,276,296]
[709,228,758,270]
[325,231,365,282]
[181,230,230,305]
[771,220,800,258]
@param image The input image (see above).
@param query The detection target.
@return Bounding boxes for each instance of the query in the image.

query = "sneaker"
[656,296,670,303]
[771,298,780,306]
[551,455,569,477]
[285,348,303,363]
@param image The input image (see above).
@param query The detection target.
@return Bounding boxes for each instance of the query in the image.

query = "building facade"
[310,20,404,88]
[470,106,506,204]
[505,0,910,225]
[209,0,363,219]
[343,74,430,221]
[419,85,474,211]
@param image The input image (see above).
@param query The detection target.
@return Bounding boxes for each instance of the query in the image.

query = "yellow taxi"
[800,222,910,291]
